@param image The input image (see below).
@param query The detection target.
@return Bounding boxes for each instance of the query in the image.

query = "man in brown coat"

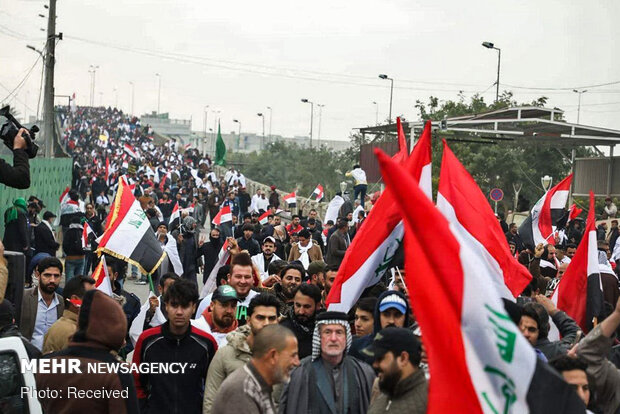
[287,229,323,269]
[36,289,140,414]
[326,221,350,267]
[42,275,95,354]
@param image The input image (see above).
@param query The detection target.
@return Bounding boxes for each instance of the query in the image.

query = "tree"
[226,141,356,200]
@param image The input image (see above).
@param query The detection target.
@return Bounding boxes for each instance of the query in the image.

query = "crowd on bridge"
[1,105,620,413]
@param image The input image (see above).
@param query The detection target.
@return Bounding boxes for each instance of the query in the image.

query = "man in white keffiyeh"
[288,229,323,269]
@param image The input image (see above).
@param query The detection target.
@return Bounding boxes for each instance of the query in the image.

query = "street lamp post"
[372,101,379,125]
[113,87,118,108]
[257,113,265,150]
[317,104,325,144]
[482,42,501,103]
[573,89,588,124]
[266,106,273,143]
[301,98,314,148]
[129,81,135,115]
[212,110,220,154]
[203,105,209,155]
[233,119,241,150]
[541,175,553,192]
[88,65,99,107]
[155,73,161,114]
[378,74,394,123]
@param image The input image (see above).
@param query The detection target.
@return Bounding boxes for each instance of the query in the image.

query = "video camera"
[0,105,39,158]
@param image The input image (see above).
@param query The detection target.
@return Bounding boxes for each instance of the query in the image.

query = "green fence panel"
[0,156,72,239]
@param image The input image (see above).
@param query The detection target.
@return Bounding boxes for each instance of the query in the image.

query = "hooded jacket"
[203,324,253,414]
[349,290,412,365]
[35,289,139,414]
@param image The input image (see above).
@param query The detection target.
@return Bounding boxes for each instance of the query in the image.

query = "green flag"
[215,122,226,166]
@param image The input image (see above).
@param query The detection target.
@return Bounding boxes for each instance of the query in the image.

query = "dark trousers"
[354,184,368,208]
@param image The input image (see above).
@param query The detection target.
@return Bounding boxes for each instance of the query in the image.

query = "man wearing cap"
[237,222,261,256]
[364,327,428,414]
[34,211,60,257]
[251,236,282,283]
[192,285,239,346]
[280,310,375,414]
[349,290,412,365]
[308,260,326,290]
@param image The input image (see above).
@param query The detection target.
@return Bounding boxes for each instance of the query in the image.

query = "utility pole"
[573,89,587,124]
[317,104,325,143]
[129,81,135,114]
[267,106,273,143]
[43,0,60,158]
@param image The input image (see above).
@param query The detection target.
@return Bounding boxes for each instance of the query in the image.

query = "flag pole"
[147,274,156,295]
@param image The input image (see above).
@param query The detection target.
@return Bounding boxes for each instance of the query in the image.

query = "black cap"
[212,285,240,303]
[42,211,57,220]
[362,327,421,360]
[0,299,15,325]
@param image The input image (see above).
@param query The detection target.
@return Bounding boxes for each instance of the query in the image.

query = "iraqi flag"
[567,203,583,224]
[212,205,232,226]
[124,143,139,159]
[105,157,111,185]
[82,221,96,249]
[168,202,181,230]
[326,118,431,312]
[283,192,297,207]
[551,191,604,333]
[310,185,324,201]
[518,174,572,250]
[258,211,271,225]
[375,149,587,414]
[91,255,113,297]
[200,239,230,298]
[96,178,167,275]
[437,141,531,298]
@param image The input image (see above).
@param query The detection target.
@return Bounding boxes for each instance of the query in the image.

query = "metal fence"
[0,156,72,238]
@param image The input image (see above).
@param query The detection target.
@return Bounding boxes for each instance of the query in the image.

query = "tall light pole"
[155,73,161,114]
[482,41,501,103]
[233,119,241,150]
[203,105,209,154]
[113,87,118,108]
[129,81,135,115]
[317,104,325,143]
[266,106,273,142]
[378,74,394,123]
[573,89,587,124]
[372,101,378,125]
[301,98,314,148]
[257,113,265,150]
[42,0,60,158]
[88,65,99,107]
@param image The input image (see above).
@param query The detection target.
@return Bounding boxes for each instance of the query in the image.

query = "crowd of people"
[1,105,620,413]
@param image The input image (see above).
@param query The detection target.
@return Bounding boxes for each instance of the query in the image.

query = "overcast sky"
[1,0,619,141]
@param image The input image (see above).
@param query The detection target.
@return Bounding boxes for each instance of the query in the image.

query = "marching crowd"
[1,105,620,413]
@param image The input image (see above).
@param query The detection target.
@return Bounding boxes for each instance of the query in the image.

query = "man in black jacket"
[34,211,59,257]
[133,280,218,414]
[279,283,321,359]
[199,227,223,284]
[0,128,30,189]
[236,223,260,256]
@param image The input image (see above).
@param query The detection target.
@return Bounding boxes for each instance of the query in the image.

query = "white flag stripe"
[327,222,404,312]
[549,190,570,209]
[437,194,514,300]
[441,197,536,414]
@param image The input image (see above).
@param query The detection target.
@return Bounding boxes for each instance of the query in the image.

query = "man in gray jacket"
[364,327,427,414]
[574,296,620,414]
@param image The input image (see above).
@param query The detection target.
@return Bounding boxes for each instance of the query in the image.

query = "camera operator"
[0,128,30,189]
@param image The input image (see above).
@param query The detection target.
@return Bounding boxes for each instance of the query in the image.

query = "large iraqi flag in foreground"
[327,118,432,312]
[375,149,585,413]
[96,178,166,275]
[437,142,532,298]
